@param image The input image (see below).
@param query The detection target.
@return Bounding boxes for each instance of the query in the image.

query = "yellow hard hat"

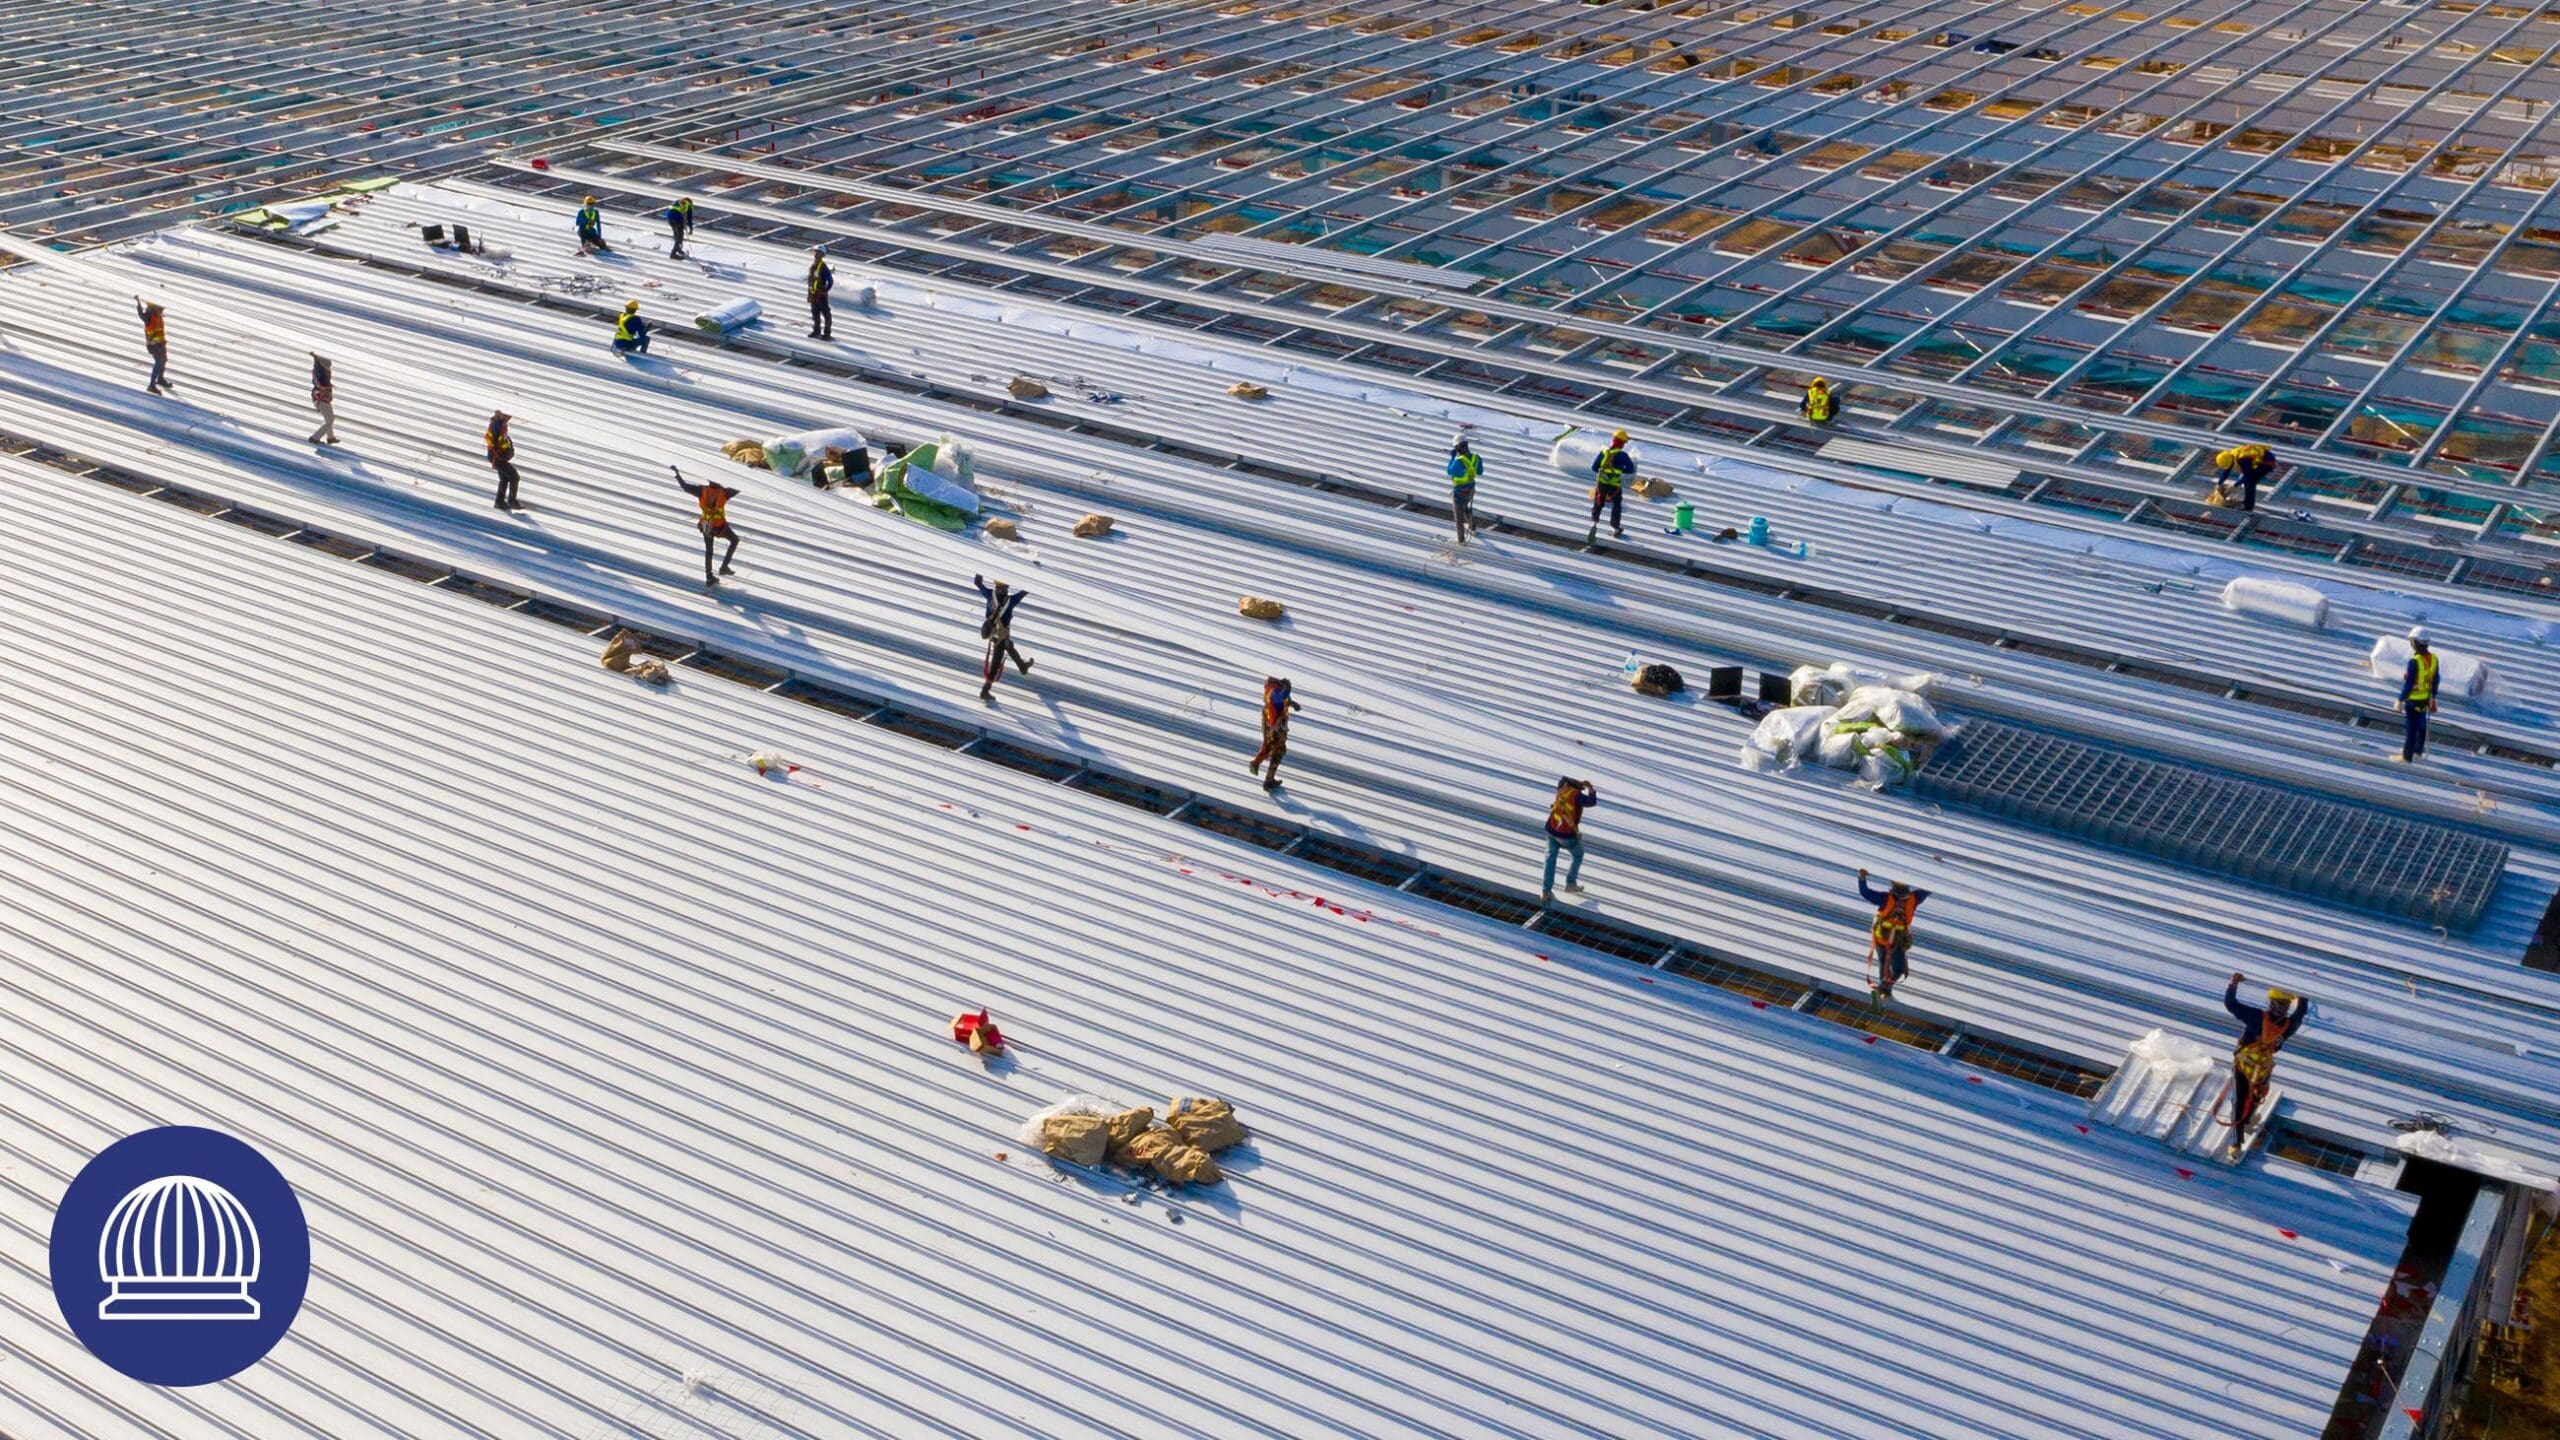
[1811,376,1830,387]
[2268,988,2295,1004]
[1611,429,1629,443]
[623,300,639,312]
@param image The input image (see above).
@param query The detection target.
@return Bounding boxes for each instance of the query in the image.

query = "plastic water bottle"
[1796,540,1809,559]
[1622,650,1641,683]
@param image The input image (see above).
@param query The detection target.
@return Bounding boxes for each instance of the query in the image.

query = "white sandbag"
[693,296,762,333]
[762,425,869,478]
[845,281,877,309]
[1877,689,1947,738]
[1548,429,1637,479]
[1790,664,1846,707]
[2367,635,2488,703]
[900,433,981,515]
[1832,685,1895,730]
[1857,739,1917,788]
[2221,576,2329,630]
[1748,705,1836,766]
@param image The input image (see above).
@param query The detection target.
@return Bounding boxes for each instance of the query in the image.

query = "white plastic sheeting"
[2368,634,2492,704]
[762,424,868,478]
[692,296,761,332]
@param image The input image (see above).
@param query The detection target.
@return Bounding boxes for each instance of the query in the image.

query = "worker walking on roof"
[974,574,1033,701]
[2213,444,2274,513]
[1248,676,1301,793]
[1859,867,1928,1004]
[664,196,694,260]
[576,195,610,253]
[485,411,522,510]
[1588,430,1633,543]
[307,354,339,445]
[1447,435,1482,544]
[2398,626,2438,763]
[134,298,170,394]
[1540,776,1598,904]
[613,301,652,355]
[807,248,835,339]
[674,466,741,585]
[1801,377,1836,425]
[2224,972,2309,1157]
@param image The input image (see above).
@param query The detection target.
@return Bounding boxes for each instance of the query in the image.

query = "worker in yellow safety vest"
[1446,435,1482,544]
[2398,626,2440,762]
[2212,443,2274,512]
[1587,430,1634,543]
[612,300,652,355]
[1801,377,1836,424]
[807,247,836,339]
[576,196,609,252]
[2224,972,2309,1157]
[485,411,522,510]
[1859,867,1929,1003]
[664,196,694,259]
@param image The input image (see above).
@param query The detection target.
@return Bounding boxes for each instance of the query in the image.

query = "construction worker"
[2213,444,2274,512]
[485,411,522,510]
[2224,972,2310,1156]
[1248,676,1301,792]
[973,574,1033,700]
[664,196,694,260]
[612,301,652,355]
[674,466,741,585]
[134,298,170,394]
[1801,377,1837,425]
[1858,867,1929,1003]
[307,354,338,445]
[1588,430,1634,543]
[1446,436,1482,544]
[2399,626,2439,762]
[576,196,609,253]
[1541,776,1599,904]
[807,247,835,339]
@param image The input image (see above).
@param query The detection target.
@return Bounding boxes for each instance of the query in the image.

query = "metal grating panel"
[1808,992,1959,1052]
[1180,799,1298,854]
[1913,720,2508,931]
[1532,911,1670,966]
[1406,871,1543,925]
[1290,834,1425,890]
[1945,1035,2111,1100]
[867,708,976,751]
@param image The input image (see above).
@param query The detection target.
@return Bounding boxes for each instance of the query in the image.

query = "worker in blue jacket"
[664,196,695,259]
[2224,972,2309,1156]
[612,301,651,355]
[1446,436,1481,544]
[576,195,609,253]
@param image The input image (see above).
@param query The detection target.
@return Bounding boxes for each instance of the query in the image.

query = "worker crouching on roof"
[674,466,741,585]
[613,301,652,355]
[1541,777,1598,904]
[134,297,171,394]
[576,195,610,253]
[1588,430,1633,543]
[2399,626,2439,763]
[1859,867,1928,1004]
[1801,377,1836,425]
[1248,676,1301,793]
[2224,972,2309,1157]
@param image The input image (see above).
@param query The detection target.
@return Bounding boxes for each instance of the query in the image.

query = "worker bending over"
[2224,972,2309,1157]
[1248,677,1301,793]
[1859,867,1928,1004]
[673,467,741,584]
[2212,444,2274,512]
[2399,626,2438,763]
[664,196,695,260]
[1588,430,1634,543]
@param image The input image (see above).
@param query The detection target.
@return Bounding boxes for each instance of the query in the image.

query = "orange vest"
[698,486,729,527]
[484,426,512,462]
[1872,891,1917,946]
[141,310,165,344]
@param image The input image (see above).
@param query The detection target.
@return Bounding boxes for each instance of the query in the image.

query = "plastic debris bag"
[1857,736,1917,788]
[1877,689,1947,738]
[1747,705,1836,767]
[762,425,868,478]
[2221,576,2330,630]
[1789,664,1845,707]
[2368,634,2489,704]
[1816,727,1861,770]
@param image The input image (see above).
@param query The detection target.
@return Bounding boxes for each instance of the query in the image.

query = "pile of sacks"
[1023,1094,1248,1186]
[1739,662,1950,788]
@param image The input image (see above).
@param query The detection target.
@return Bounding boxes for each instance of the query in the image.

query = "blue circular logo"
[49,1126,310,1386]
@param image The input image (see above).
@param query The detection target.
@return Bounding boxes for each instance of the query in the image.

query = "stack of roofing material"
[1911,719,2510,931]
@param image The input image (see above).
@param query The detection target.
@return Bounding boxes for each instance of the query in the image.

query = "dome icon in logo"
[97,1175,263,1321]
[51,1126,309,1386]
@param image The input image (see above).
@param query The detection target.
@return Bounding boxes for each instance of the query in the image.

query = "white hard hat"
[2408,625,2431,645]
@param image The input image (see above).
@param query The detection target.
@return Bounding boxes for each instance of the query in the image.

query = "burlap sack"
[1227,381,1269,400]
[1165,1097,1247,1152]
[1122,1127,1178,1171]
[1039,1113,1109,1167]
[1105,1107,1155,1147]
[719,440,768,468]
[1152,1144,1223,1185]
[984,517,1019,541]
[1238,596,1286,621]
[1630,474,1676,499]
[1073,513,1115,538]
[1007,376,1050,400]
